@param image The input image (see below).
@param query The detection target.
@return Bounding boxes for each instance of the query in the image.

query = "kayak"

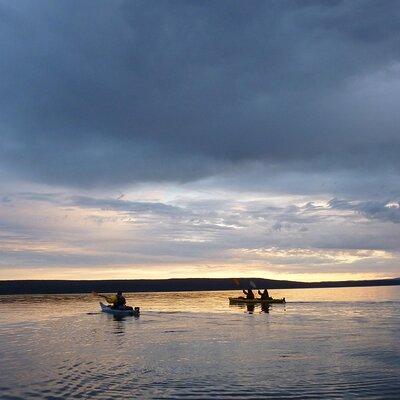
[229,297,286,305]
[100,302,140,317]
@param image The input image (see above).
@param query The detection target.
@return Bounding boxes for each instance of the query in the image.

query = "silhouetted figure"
[258,289,271,300]
[112,291,126,309]
[243,288,255,299]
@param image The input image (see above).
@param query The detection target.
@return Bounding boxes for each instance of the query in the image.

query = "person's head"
[117,291,122,296]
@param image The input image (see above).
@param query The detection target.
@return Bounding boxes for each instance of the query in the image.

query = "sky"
[0,0,399,281]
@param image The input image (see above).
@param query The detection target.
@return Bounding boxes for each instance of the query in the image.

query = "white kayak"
[100,302,140,317]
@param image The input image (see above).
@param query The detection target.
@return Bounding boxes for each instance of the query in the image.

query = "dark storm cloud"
[1,0,400,186]
[329,198,400,223]
[16,192,183,215]
[69,195,182,215]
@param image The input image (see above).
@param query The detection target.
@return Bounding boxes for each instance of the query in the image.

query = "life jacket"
[115,295,126,306]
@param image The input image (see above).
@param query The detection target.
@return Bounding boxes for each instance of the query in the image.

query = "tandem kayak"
[100,302,140,317]
[229,297,286,305]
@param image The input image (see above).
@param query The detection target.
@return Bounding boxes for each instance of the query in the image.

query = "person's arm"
[99,294,115,303]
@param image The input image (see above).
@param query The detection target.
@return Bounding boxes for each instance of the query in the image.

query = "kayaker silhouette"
[243,288,255,299]
[258,289,271,300]
[94,291,140,316]
[112,291,126,309]
[97,291,127,309]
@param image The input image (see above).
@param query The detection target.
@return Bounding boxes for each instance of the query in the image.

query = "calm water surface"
[0,286,399,399]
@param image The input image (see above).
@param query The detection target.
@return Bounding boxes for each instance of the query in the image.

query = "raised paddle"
[91,291,116,304]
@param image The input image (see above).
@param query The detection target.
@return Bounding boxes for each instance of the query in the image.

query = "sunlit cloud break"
[0,189,399,280]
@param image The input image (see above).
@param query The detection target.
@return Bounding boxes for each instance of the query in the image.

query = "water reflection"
[228,303,266,314]
[101,313,140,334]
[112,315,126,334]
[0,287,399,400]
[261,303,270,313]
[229,302,280,314]
[246,304,255,314]
[1,287,399,324]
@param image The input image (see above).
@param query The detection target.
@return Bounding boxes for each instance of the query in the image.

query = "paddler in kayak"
[258,289,271,300]
[97,291,127,309]
[94,291,136,313]
[111,291,126,310]
[242,287,255,299]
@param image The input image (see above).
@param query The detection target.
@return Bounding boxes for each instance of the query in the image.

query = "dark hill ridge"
[0,277,399,295]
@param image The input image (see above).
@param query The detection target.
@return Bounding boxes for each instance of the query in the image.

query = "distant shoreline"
[0,277,399,295]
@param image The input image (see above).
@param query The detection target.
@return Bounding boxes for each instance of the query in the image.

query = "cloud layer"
[0,190,399,280]
[1,1,399,279]
[1,0,400,187]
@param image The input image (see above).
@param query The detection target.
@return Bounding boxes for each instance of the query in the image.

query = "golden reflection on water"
[123,286,400,313]
[0,286,398,324]
[0,286,399,399]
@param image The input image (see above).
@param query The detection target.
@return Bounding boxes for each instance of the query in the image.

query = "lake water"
[0,286,399,399]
